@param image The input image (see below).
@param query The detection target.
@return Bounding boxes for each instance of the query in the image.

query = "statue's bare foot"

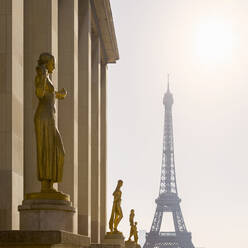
[41,180,57,192]
[49,187,57,192]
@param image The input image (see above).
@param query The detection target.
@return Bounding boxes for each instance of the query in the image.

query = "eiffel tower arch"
[143,80,195,248]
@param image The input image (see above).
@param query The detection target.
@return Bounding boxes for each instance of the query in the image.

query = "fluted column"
[58,0,78,234]
[100,63,107,241]
[0,0,24,230]
[24,0,58,194]
[78,0,92,237]
[91,33,101,243]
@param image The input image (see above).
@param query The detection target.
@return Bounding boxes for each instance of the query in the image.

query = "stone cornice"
[91,0,119,63]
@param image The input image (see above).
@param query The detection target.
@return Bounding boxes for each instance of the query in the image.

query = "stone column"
[91,33,101,243]
[0,0,24,230]
[24,0,58,194]
[57,0,78,234]
[100,63,107,241]
[78,0,92,237]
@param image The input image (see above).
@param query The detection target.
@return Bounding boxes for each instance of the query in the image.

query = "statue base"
[103,232,125,247]
[125,240,141,248]
[18,198,75,232]
[25,190,70,201]
[0,230,90,248]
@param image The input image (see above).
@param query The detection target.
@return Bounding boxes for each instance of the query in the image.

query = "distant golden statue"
[133,222,138,244]
[128,209,135,240]
[109,180,123,233]
[128,210,139,244]
[34,52,67,193]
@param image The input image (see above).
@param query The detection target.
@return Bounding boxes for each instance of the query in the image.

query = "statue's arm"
[35,75,45,98]
[55,88,67,100]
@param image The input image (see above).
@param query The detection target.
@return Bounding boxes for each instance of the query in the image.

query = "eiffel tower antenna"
[143,81,195,248]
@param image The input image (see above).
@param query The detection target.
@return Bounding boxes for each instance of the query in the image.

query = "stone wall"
[0,0,119,242]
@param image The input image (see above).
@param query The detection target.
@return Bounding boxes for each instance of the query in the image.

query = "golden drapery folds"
[109,180,123,233]
[34,52,67,193]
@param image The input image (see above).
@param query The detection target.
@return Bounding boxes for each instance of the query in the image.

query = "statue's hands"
[56,88,67,99]
[44,68,49,78]
[60,88,67,96]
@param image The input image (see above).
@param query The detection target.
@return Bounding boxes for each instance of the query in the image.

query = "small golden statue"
[109,180,123,233]
[128,209,135,240]
[128,210,139,244]
[133,222,138,244]
[33,52,67,195]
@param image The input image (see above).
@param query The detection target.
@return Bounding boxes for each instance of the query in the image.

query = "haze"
[107,1,248,248]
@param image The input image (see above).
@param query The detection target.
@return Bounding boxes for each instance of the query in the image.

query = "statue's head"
[135,222,137,225]
[131,209,134,213]
[117,179,123,188]
[38,53,55,74]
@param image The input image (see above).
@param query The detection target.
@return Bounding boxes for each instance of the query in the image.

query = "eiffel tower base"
[144,231,194,248]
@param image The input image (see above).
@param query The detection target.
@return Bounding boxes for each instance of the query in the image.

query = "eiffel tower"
[143,80,195,248]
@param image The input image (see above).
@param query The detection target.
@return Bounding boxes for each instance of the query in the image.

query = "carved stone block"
[18,199,75,232]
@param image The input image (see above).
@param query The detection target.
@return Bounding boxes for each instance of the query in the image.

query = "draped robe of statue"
[34,69,65,183]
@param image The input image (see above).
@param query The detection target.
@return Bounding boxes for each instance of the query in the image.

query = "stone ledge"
[104,233,124,240]
[18,199,75,232]
[0,230,90,246]
[18,198,75,212]
[91,244,122,248]
[103,233,125,247]
[125,241,141,248]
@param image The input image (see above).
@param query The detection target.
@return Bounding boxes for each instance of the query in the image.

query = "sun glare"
[195,19,234,62]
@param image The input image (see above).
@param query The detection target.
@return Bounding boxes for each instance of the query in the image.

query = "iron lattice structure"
[143,84,195,248]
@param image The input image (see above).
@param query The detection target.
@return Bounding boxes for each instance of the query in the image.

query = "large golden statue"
[34,52,67,193]
[109,180,123,233]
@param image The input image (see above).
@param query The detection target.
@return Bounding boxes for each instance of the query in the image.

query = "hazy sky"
[107,1,248,248]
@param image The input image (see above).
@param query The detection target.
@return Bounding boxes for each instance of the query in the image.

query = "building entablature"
[91,0,119,64]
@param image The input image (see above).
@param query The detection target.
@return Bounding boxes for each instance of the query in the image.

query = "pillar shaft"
[24,0,58,195]
[0,0,24,230]
[91,33,101,243]
[100,63,107,241]
[58,0,78,234]
[78,0,92,237]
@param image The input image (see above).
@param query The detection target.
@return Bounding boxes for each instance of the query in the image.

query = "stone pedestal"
[91,244,122,248]
[0,230,90,248]
[103,233,125,247]
[125,241,141,248]
[18,197,75,232]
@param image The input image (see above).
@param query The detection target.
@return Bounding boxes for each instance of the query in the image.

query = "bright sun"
[195,19,234,62]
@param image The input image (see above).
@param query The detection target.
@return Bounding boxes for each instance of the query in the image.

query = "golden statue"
[128,209,135,241]
[34,52,67,194]
[133,222,138,244]
[109,180,123,233]
[128,210,139,244]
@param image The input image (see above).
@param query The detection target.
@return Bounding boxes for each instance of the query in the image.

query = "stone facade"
[0,230,90,248]
[0,0,119,244]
